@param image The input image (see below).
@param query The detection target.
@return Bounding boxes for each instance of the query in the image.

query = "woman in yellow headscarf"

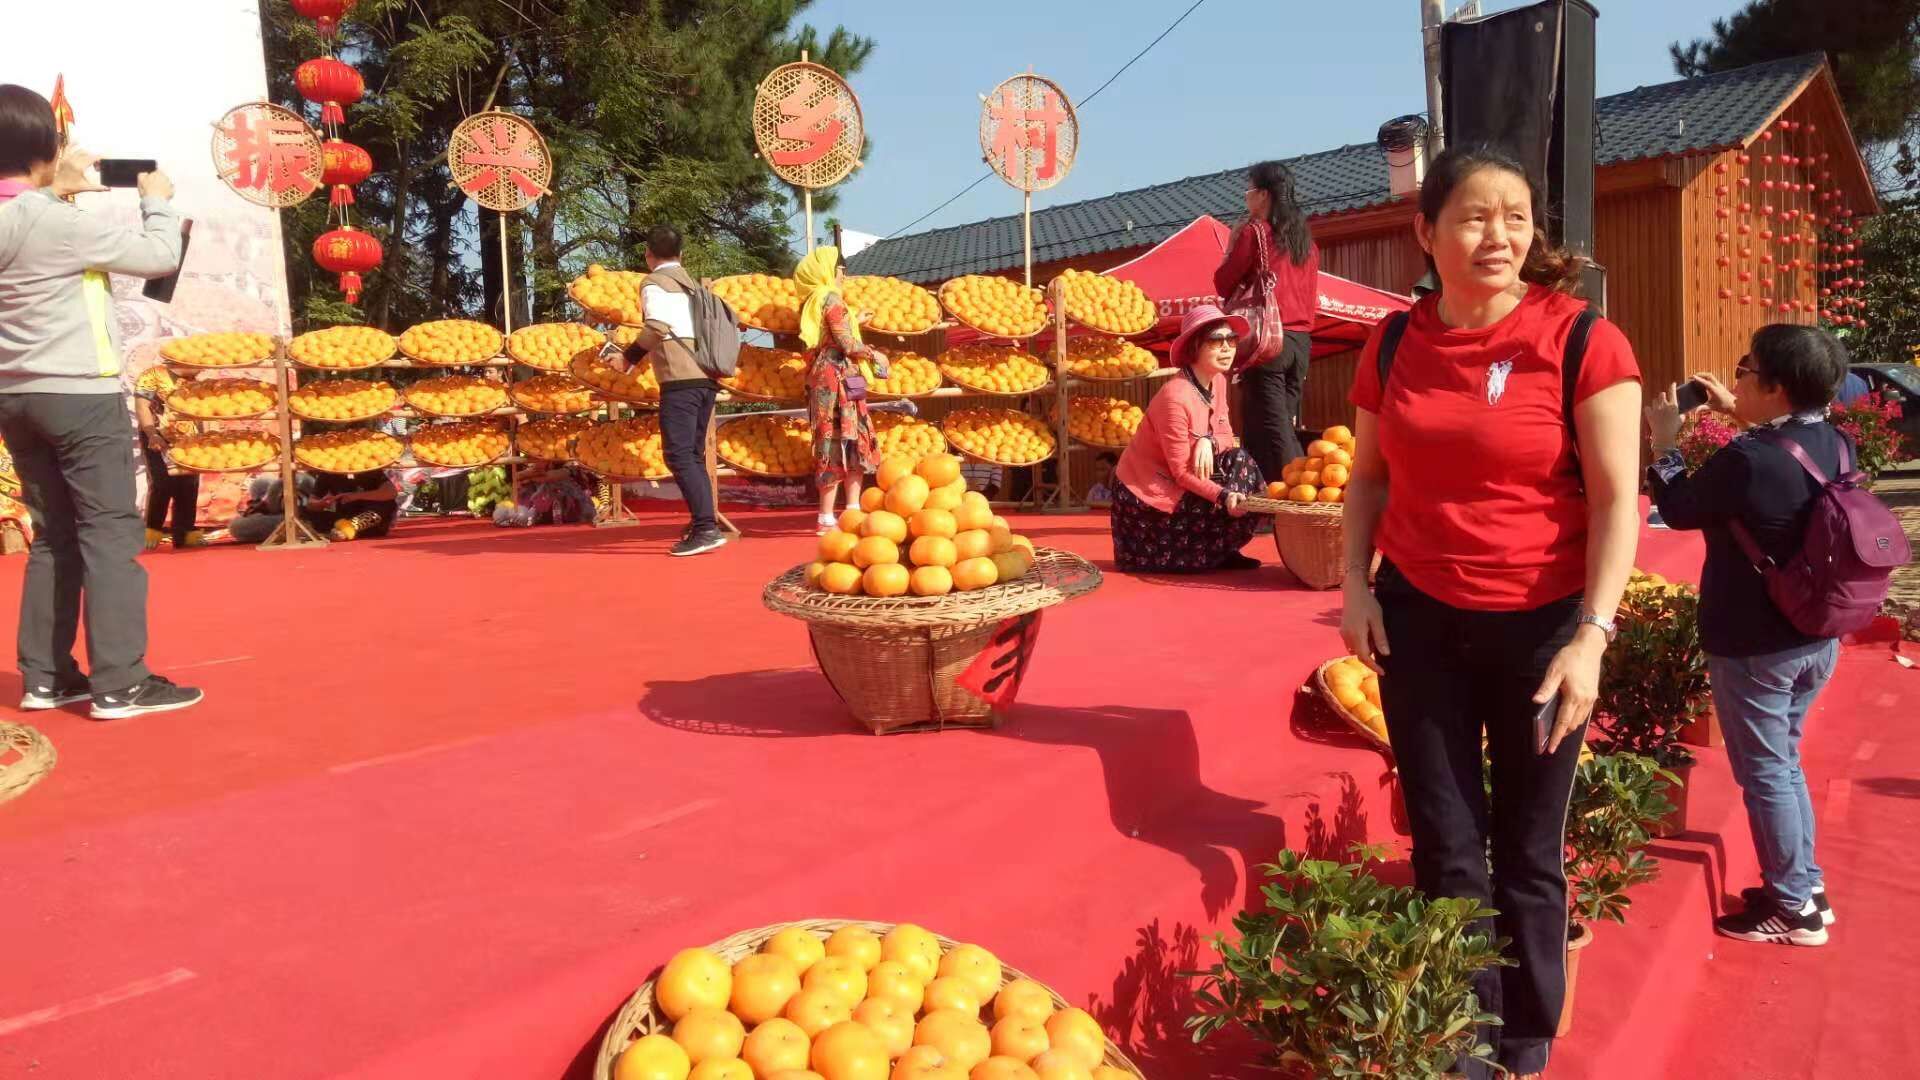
[799,246,889,532]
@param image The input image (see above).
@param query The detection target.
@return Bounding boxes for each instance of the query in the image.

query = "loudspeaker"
[1440,0,1598,260]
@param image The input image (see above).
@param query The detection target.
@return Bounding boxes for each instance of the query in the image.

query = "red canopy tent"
[1104,215,1412,359]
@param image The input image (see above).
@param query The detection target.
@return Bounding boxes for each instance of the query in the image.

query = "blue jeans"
[1708,639,1838,910]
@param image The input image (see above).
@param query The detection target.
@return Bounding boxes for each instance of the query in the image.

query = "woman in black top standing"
[1645,324,1852,948]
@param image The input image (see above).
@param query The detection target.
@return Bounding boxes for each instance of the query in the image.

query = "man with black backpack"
[1647,324,1909,949]
[626,224,739,557]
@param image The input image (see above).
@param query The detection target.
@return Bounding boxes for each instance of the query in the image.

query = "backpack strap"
[1728,517,1774,571]
[1747,426,1840,484]
[1374,310,1412,394]
[1563,307,1597,439]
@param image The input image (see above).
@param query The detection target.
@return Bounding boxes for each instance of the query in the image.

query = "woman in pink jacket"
[1109,305,1263,572]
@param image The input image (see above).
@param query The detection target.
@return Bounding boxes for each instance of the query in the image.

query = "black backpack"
[652,265,742,380]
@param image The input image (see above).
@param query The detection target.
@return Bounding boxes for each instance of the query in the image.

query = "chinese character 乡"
[769,73,845,168]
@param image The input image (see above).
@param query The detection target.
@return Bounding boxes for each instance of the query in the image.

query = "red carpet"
[0,504,1909,1079]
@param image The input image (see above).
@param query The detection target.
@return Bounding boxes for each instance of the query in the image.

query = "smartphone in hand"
[97,159,158,188]
[1534,693,1561,755]
[1674,378,1710,414]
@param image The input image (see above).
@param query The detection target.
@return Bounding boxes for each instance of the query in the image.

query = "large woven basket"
[765,548,1101,734]
[595,918,1148,1080]
[1,723,56,805]
[1248,496,1346,590]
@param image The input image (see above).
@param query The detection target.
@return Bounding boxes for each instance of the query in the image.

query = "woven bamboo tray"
[568,271,649,327]
[506,323,604,371]
[1069,432,1134,451]
[1247,496,1346,589]
[844,275,943,336]
[937,277,1051,341]
[294,433,404,474]
[1312,656,1392,755]
[1050,274,1157,339]
[288,383,398,424]
[568,350,661,407]
[1,723,56,805]
[517,417,592,462]
[948,441,1056,469]
[159,334,279,369]
[509,376,599,415]
[408,424,510,470]
[397,335,504,368]
[164,435,282,475]
[403,385,512,418]
[162,379,278,421]
[767,549,1099,632]
[595,917,1147,1080]
[718,384,805,405]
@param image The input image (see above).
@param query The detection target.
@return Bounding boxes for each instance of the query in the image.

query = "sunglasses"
[1734,355,1759,380]
[1203,331,1239,344]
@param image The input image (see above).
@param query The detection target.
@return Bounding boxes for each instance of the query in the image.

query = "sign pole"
[1023,190,1033,287]
[804,189,815,252]
[498,212,514,335]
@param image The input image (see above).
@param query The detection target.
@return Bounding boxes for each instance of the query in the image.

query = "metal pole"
[1421,0,1447,155]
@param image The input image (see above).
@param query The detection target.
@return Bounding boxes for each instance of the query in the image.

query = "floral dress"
[1109,448,1265,573]
[807,298,883,487]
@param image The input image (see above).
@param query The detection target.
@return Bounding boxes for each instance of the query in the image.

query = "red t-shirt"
[1348,285,1640,611]
[1212,221,1320,333]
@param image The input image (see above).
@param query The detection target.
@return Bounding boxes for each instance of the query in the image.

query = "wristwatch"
[1576,612,1618,643]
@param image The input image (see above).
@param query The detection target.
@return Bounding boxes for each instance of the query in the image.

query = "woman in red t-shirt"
[1340,146,1642,1080]
[1214,161,1320,480]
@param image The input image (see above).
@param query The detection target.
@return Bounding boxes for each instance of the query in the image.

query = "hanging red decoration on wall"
[321,139,372,206]
[291,0,354,40]
[296,57,363,127]
[313,226,383,304]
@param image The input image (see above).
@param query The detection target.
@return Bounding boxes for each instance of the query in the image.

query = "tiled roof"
[849,54,1825,282]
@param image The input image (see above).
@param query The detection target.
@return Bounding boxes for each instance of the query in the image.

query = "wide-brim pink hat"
[1169,304,1250,367]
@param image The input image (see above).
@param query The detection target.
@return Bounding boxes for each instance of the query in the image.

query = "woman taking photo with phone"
[1339,145,1642,1079]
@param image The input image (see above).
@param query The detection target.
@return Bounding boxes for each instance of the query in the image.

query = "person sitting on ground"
[493,464,594,528]
[1645,324,1855,948]
[1108,304,1265,573]
[227,469,398,544]
[133,367,205,550]
[1086,451,1118,506]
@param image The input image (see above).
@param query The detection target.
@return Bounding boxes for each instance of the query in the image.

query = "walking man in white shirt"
[627,225,725,556]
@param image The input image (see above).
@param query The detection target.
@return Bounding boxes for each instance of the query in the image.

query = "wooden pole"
[804,188,815,252]
[258,345,326,549]
[498,212,514,335]
[1049,278,1075,512]
[1022,189,1033,287]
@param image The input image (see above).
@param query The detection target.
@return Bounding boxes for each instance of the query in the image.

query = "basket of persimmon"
[940,409,1056,468]
[288,378,397,423]
[294,430,404,475]
[288,326,396,371]
[722,345,809,403]
[764,454,1101,734]
[397,319,503,366]
[165,431,281,474]
[518,416,592,462]
[717,415,811,479]
[937,275,1049,340]
[508,322,605,371]
[596,918,1147,1080]
[408,421,510,469]
[1245,425,1355,590]
[1312,655,1390,755]
[160,332,277,369]
[843,274,943,336]
[713,273,803,336]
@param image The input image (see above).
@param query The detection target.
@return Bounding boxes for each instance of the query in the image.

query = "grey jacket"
[0,189,183,394]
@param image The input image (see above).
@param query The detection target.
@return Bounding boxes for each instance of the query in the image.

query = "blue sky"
[799,0,1743,241]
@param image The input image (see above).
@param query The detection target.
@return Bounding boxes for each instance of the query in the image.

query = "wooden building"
[849,54,1879,431]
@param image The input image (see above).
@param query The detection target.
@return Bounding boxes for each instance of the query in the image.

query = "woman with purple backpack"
[1646,323,1907,948]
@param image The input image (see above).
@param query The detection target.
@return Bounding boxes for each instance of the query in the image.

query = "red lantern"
[292,0,353,39]
[321,139,372,206]
[1718,288,1733,299]
[296,57,363,127]
[313,226,382,304]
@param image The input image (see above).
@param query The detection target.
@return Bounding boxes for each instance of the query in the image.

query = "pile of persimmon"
[809,454,1039,599]
[1062,336,1157,380]
[160,332,276,368]
[1054,269,1155,335]
[939,275,1048,338]
[576,416,668,478]
[938,344,1050,395]
[404,375,508,416]
[570,265,648,325]
[713,273,803,334]
[612,922,1134,1080]
[289,378,396,422]
[724,345,809,400]
[518,416,592,461]
[508,322,604,371]
[398,319,503,365]
[942,409,1055,466]
[843,275,942,334]
[873,413,946,460]
[511,374,597,414]
[294,429,403,474]
[167,431,279,472]
[409,422,508,468]
[1066,396,1143,448]
[164,378,275,418]
[718,416,812,478]
[867,352,942,397]
[1322,656,1386,745]
[572,349,661,403]
[288,325,395,370]
[1267,425,1356,505]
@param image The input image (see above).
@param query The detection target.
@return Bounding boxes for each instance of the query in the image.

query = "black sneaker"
[669,529,727,557]
[1716,896,1828,946]
[1741,884,1833,927]
[1221,551,1262,571]
[90,676,204,721]
[20,680,90,710]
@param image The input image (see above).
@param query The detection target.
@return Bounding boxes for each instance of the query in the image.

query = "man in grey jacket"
[0,84,202,719]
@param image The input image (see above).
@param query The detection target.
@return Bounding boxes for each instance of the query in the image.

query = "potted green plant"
[1596,578,1709,830]
[1187,845,1510,1078]
[1557,751,1676,1036]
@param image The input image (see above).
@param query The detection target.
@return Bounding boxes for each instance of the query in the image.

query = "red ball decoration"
[1716,184,1729,196]
[1761,205,1776,218]
[291,0,353,38]
[1760,230,1774,241]
[1763,155,1776,166]
[1738,154,1751,165]
[1762,180,1776,190]
[1715,161,1729,174]
[1740,202,1753,213]
[1740,246,1754,258]
[1716,231,1731,243]
[1739,177,1752,187]
[1716,207,1731,219]
[1807,124,1818,135]
[1777,302,1791,313]
[1739,271,1753,282]
[296,57,364,127]
[1762,131,1774,141]
[320,139,373,206]
[313,226,383,304]
[1717,255,1731,268]
[1740,295,1753,305]
[1738,224,1752,236]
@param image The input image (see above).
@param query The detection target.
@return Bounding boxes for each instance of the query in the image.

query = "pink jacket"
[1114,370,1238,513]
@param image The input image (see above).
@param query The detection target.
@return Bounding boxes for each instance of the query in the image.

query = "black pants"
[1238,329,1311,481]
[0,393,151,694]
[141,445,200,543]
[659,381,717,533]
[1374,560,1584,1078]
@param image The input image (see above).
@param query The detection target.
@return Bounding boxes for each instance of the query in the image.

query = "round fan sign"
[210,102,323,208]
[752,61,864,189]
[449,111,553,212]
[980,74,1078,193]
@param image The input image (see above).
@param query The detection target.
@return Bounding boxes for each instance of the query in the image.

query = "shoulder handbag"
[1225,222,1284,374]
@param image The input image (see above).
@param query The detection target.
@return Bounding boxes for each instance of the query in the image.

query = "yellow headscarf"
[795,245,860,353]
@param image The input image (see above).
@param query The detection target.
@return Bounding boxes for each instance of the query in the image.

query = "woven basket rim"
[288,383,397,423]
[593,917,1147,1080]
[1246,495,1344,516]
[1049,272,1156,338]
[509,378,601,415]
[161,340,280,368]
[1312,656,1393,755]
[843,275,941,337]
[407,424,509,470]
[0,722,57,804]
[293,432,404,475]
[567,274,649,327]
[164,435,282,475]
[163,398,276,422]
[937,277,1051,341]
[1069,433,1133,451]
[568,352,660,406]
[403,385,513,418]
[937,368,1054,398]
[717,384,806,405]
[946,441,1056,469]
[764,547,1100,630]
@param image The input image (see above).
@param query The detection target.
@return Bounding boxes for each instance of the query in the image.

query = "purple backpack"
[1729,431,1911,638]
